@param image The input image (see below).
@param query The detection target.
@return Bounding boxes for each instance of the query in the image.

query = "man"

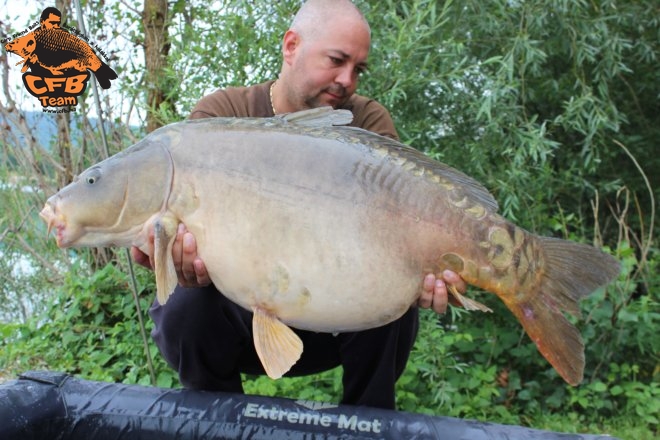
[133,0,467,410]
[40,7,62,29]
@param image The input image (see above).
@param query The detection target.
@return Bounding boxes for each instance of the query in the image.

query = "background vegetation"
[0,1,657,439]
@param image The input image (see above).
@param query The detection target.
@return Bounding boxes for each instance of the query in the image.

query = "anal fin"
[252,307,303,379]
[448,284,493,313]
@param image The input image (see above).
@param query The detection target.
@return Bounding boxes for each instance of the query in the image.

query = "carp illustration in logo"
[4,7,117,109]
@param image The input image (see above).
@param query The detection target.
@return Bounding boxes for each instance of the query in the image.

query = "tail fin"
[93,62,118,89]
[503,236,620,385]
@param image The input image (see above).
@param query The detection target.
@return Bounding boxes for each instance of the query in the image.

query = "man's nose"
[335,65,357,89]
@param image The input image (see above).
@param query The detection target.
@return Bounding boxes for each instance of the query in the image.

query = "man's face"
[41,13,61,29]
[286,19,370,110]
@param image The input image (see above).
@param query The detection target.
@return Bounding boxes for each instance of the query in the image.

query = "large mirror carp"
[40,108,620,384]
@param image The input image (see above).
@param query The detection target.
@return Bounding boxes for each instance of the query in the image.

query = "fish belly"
[187,186,427,332]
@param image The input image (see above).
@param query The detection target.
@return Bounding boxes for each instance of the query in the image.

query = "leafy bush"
[0,259,176,388]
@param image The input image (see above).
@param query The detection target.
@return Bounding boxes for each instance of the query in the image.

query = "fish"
[39,107,620,384]
[5,28,117,89]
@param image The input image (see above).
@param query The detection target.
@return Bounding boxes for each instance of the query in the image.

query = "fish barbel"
[39,108,620,384]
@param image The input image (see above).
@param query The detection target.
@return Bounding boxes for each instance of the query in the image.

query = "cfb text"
[22,73,90,107]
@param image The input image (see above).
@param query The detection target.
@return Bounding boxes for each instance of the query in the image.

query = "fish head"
[5,32,36,58]
[40,138,174,248]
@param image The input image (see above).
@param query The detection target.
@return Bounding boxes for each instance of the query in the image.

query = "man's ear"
[282,30,300,66]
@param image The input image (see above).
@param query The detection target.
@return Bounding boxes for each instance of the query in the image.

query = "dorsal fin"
[279,106,353,127]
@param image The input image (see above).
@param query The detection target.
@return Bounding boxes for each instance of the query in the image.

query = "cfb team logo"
[3,7,117,112]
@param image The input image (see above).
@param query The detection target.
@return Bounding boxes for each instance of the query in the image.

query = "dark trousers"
[149,285,419,409]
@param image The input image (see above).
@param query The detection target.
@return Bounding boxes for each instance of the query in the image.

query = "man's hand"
[417,270,467,314]
[171,224,211,287]
[130,224,211,288]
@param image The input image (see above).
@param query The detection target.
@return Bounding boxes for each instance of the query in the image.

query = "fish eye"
[85,169,101,185]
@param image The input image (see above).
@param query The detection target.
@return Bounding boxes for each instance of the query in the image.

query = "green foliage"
[242,368,342,404]
[360,0,658,235]
[141,0,301,123]
[397,309,511,421]
[0,175,62,323]
[0,261,175,388]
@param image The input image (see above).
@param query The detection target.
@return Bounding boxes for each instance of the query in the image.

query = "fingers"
[173,224,211,288]
[441,270,467,294]
[418,273,436,309]
[130,246,152,270]
[191,257,211,287]
[431,276,449,314]
[130,223,211,288]
[171,224,186,270]
[418,273,448,314]
[131,226,155,270]
[417,270,468,314]
[173,224,195,285]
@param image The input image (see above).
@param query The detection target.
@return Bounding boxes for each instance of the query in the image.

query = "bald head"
[291,0,371,42]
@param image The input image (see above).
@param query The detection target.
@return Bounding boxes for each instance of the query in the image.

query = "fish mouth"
[39,203,68,247]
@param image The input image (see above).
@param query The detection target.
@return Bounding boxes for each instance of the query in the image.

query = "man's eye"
[329,56,342,65]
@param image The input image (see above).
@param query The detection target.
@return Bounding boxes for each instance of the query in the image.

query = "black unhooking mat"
[0,371,617,439]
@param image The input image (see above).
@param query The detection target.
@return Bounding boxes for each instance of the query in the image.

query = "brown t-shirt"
[189,80,399,140]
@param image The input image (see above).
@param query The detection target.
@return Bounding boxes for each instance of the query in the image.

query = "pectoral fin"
[252,307,303,379]
[448,284,493,313]
[154,217,178,305]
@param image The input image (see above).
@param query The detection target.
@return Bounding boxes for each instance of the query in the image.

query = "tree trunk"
[143,0,171,133]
